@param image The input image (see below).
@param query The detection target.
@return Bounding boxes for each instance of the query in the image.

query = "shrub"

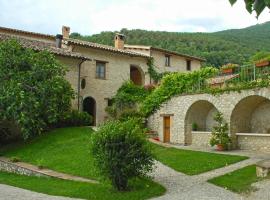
[210,112,231,150]
[114,81,150,109]
[106,81,151,120]
[90,119,154,191]
[0,121,21,143]
[192,122,198,131]
[56,110,92,127]
[0,40,74,140]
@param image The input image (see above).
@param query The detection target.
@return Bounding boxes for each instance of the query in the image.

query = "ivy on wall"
[140,67,218,117]
[147,58,166,82]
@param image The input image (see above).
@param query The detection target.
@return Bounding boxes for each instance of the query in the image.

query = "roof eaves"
[66,39,151,59]
[0,26,55,40]
[150,47,206,62]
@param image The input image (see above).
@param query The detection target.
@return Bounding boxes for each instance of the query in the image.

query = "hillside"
[70,22,270,67]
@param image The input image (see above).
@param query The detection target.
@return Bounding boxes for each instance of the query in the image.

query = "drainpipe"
[77,59,86,111]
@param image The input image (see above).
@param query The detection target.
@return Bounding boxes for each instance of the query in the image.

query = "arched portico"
[230,95,270,135]
[184,100,218,145]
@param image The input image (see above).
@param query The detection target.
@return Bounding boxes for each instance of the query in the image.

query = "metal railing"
[183,64,270,94]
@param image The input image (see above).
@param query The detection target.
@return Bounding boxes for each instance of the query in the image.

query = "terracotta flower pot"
[216,144,224,151]
[255,61,270,68]
[222,68,233,74]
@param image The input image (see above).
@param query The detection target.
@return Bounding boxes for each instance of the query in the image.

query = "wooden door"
[163,116,170,143]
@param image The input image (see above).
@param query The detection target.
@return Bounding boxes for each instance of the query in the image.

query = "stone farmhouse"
[0,26,204,126]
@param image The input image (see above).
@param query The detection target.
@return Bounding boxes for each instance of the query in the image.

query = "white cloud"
[0,0,269,35]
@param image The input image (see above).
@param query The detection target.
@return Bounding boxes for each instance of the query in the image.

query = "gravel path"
[0,184,80,200]
[150,161,242,200]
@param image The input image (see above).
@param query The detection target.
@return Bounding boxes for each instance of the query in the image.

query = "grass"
[0,127,166,199]
[0,171,165,200]
[151,143,248,175]
[1,127,98,179]
[208,165,268,193]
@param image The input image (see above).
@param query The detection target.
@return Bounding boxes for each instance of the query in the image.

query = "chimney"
[62,26,70,38]
[114,33,125,49]
[55,34,63,48]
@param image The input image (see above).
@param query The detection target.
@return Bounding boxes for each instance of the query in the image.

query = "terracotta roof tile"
[0,26,55,40]
[0,34,91,60]
[65,39,151,58]
[124,44,205,61]
[209,74,239,85]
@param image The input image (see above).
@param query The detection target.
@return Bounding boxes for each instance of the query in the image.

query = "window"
[165,55,171,67]
[96,61,106,79]
[107,99,114,107]
[186,60,191,71]
[81,78,86,89]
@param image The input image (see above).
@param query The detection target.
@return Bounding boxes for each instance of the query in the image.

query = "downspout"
[77,59,86,111]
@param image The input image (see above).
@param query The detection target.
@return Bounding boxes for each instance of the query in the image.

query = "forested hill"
[70,22,270,67]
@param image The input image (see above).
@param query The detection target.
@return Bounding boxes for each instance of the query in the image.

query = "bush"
[0,121,21,144]
[56,110,92,127]
[210,112,232,150]
[114,81,150,109]
[0,40,74,140]
[106,81,151,120]
[90,119,154,191]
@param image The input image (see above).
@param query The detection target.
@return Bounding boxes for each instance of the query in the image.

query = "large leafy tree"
[229,0,270,17]
[0,40,74,140]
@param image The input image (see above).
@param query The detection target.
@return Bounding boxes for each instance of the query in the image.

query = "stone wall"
[74,46,150,125]
[192,132,212,147]
[151,50,201,73]
[237,134,270,152]
[0,158,48,177]
[147,87,270,152]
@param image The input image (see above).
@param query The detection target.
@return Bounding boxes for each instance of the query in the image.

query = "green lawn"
[151,143,248,175]
[208,165,268,193]
[1,127,98,179]
[0,127,166,200]
[0,171,165,200]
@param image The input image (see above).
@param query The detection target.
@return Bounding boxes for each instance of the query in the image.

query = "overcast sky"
[0,0,269,36]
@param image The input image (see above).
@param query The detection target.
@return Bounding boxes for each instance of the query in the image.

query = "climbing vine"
[140,67,219,117]
[147,58,166,82]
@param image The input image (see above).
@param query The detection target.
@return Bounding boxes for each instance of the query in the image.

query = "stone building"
[0,26,204,125]
[147,87,270,152]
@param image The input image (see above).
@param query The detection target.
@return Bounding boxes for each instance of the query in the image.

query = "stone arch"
[184,100,219,145]
[130,65,145,86]
[83,96,96,126]
[230,95,270,135]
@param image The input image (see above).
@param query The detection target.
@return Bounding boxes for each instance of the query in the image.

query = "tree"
[0,40,74,141]
[90,119,154,191]
[210,112,231,150]
[229,0,270,17]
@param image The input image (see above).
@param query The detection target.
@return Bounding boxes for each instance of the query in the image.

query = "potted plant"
[192,122,198,131]
[210,112,231,151]
[220,63,238,74]
[255,56,270,68]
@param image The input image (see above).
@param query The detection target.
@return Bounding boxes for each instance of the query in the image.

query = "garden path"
[0,184,81,200]
[149,140,270,200]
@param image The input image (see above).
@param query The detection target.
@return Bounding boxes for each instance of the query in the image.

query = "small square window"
[186,60,191,71]
[107,99,114,107]
[96,61,106,79]
[165,55,171,67]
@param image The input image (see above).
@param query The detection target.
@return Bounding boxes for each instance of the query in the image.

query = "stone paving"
[0,184,81,200]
